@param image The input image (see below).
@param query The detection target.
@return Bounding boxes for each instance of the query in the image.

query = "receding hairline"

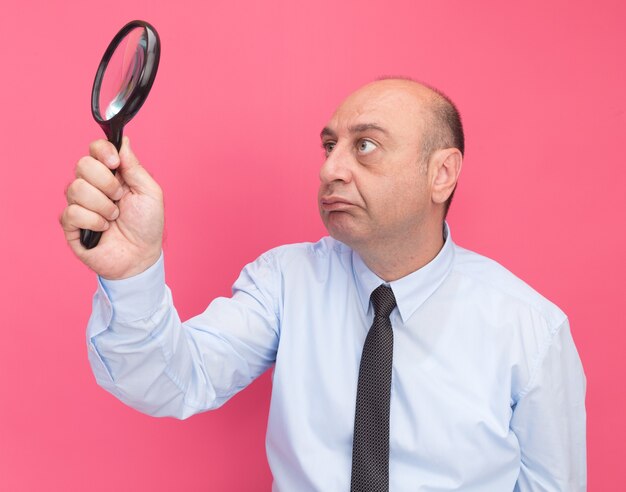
[374,76,464,155]
[327,76,464,159]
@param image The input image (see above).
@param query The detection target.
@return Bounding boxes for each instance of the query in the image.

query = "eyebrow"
[320,123,389,139]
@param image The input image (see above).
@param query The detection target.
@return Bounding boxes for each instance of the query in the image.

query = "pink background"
[1,0,624,490]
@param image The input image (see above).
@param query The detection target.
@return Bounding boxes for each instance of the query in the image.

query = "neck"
[355,221,445,282]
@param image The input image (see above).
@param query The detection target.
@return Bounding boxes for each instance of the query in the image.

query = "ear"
[430,148,463,205]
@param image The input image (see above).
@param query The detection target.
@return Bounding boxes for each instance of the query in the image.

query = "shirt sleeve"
[511,319,587,491]
[86,252,280,419]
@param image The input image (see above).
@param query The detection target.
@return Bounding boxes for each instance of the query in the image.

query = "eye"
[357,139,377,154]
[322,141,336,157]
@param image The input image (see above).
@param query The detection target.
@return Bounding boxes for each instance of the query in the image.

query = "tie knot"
[370,284,397,319]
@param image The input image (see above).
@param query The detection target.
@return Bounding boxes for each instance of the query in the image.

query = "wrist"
[100,250,162,281]
[98,252,166,322]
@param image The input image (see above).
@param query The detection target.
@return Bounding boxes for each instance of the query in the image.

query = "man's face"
[318,81,435,252]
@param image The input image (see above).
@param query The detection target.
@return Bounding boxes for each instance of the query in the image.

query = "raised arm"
[62,138,279,418]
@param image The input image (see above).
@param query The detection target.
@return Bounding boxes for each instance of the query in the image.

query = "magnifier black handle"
[79,128,122,249]
[80,229,102,250]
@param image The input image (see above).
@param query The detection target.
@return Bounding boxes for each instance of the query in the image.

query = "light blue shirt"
[87,226,586,491]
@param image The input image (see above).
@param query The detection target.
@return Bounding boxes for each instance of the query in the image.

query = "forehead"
[325,84,430,142]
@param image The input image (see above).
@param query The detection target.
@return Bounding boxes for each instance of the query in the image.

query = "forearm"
[86,252,280,419]
[86,257,209,418]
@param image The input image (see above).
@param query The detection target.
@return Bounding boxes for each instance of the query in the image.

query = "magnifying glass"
[80,20,161,249]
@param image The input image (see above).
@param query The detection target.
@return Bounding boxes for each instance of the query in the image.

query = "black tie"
[351,284,397,492]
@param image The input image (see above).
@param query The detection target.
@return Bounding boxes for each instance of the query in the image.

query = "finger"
[66,178,120,221]
[75,156,124,201]
[60,204,110,235]
[89,139,120,170]
[117,137,162,196]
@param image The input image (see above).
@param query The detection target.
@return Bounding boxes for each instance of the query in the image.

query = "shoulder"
[258,236,350,268]
[451,243,567,330]
[235,237,351,304]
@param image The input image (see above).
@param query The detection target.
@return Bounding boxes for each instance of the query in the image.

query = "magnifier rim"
[91,20,160,125]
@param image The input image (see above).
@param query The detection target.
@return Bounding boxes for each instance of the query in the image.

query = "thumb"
[117,137,159,195]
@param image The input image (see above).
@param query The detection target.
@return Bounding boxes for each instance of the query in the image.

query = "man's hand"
[61,137,164,280]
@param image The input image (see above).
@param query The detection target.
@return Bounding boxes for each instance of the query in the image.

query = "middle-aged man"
[61,78,587,491]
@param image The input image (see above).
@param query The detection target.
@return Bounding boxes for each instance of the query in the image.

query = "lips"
[320,196,355,211]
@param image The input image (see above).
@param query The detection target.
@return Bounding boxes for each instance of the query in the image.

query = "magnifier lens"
[98,27,147,121]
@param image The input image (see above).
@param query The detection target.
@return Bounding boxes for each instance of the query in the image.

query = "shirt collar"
[351,222,455,323]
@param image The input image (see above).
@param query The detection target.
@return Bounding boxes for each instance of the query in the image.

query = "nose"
[319,144,353,185]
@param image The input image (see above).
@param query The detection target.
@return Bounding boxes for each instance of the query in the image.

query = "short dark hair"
[418,84,464,218]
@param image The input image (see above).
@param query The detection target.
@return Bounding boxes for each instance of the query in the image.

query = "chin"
[321,210,368,244]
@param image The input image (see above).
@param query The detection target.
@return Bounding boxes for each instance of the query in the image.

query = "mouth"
[320,196,355,212]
